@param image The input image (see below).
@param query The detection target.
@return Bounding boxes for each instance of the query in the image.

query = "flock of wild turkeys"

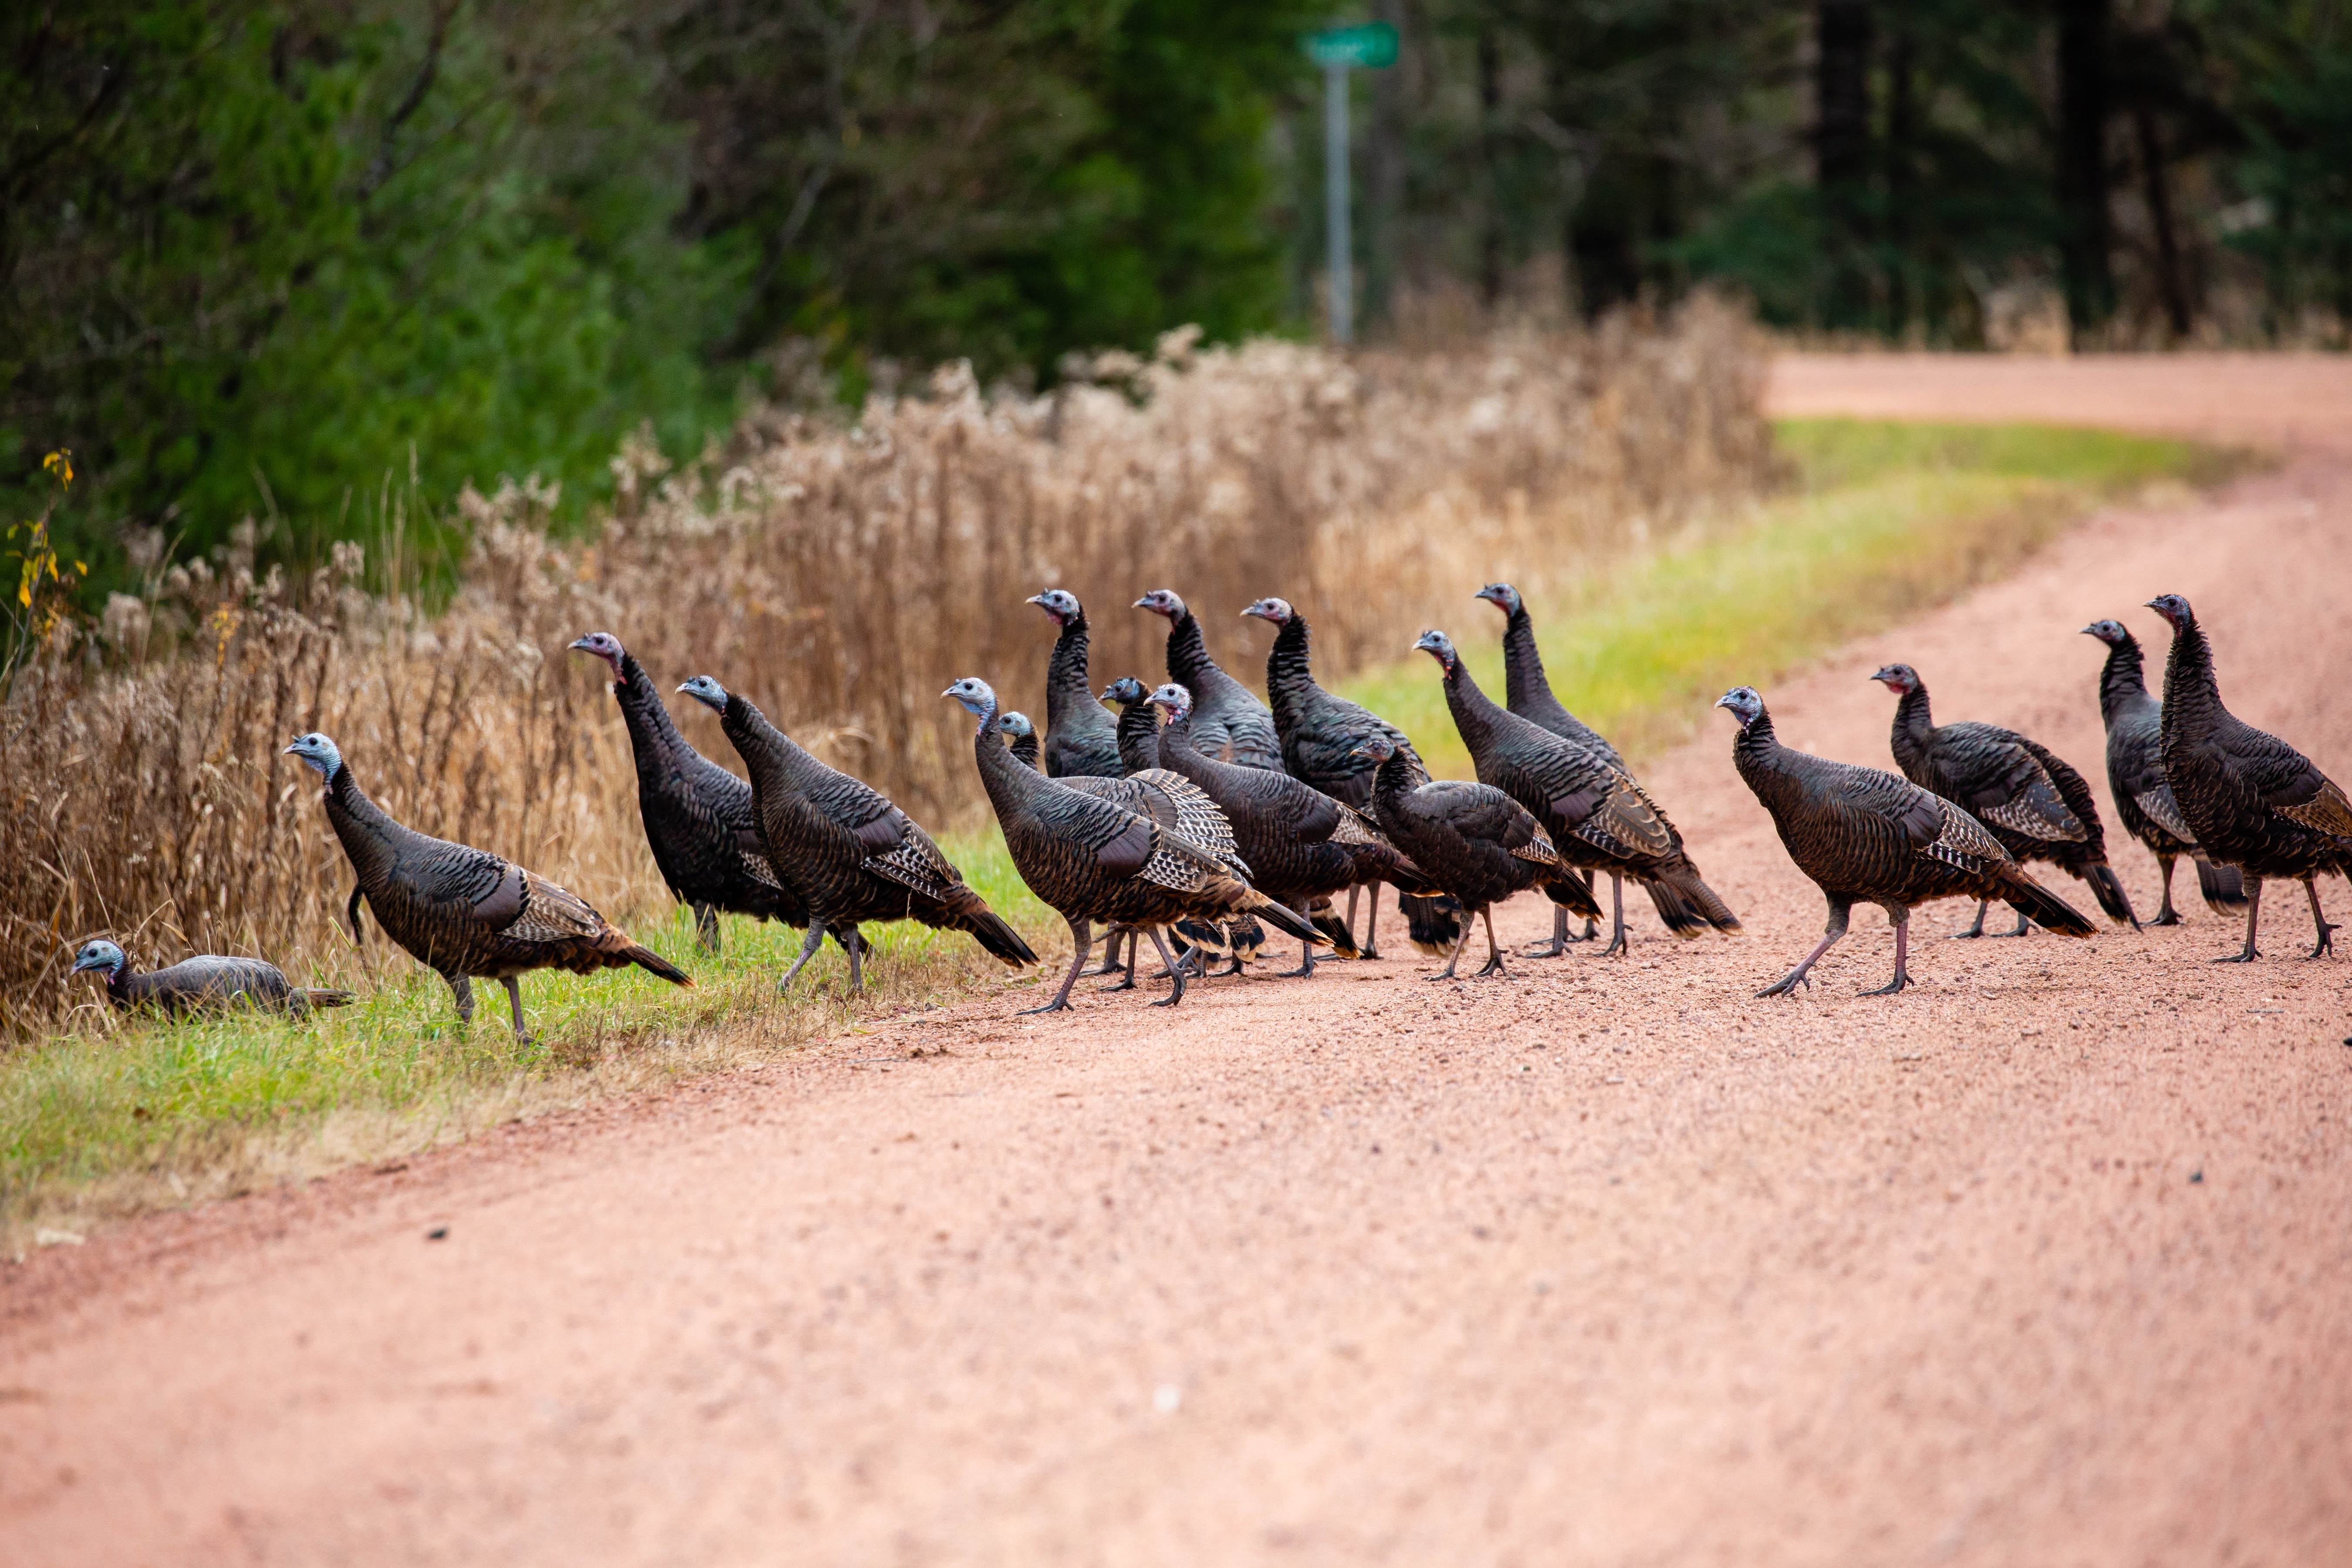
[70,587,2351,1031]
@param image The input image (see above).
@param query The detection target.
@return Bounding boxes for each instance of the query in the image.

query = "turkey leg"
[1952,899,1990,939]
[1281,902,1318,978]
[1146,927,1188,1008]
[1474,907,1509,977]
[444,972,476,1024]
[1859,907,1913,996]
[777,921,827,991]
[1761,899,1852,996]
[2218,877,2262,962]
[2303,877,2337,958]
[1429,918,1477,982]
[692,901,721,955]
[1599,872,1630,957]
[1023,918,1093,1015]
[2152,854,2182,925]
[500,975,530,1039]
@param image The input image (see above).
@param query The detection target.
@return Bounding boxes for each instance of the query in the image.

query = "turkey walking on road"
[2149,593,2352,960]
[1135,589,1282,770]
[1870,662,2136,936]
[570,632,810,954]
[1149,682,1423,978]
[2082,619,2247,924]
[1026,590,1123,778]
[944,677,1320,1012]
[679,678,1035,992]
[1474,583,1626,955]
[1102,675,1259,975]
[72,939,353,1018]
[1356,735,1591,981]
[1418,630,1739,952]
[1241,595,1461,960]
[284,733,689,1037]
[1718,687,2095,995]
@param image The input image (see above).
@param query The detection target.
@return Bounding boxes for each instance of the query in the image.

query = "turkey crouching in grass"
[1418,629,1739,954]
[1474,582,1619,955]
[72,939,353,1018]
[1718,687,2094,996]
[569,631,811,955]
[284,733,689,1038]
[1242,595,1462,961]
[943,678,1321,1013]
[2083,618,2247,925]
[2150,593,2352,961]
[1149,682,1426,978]
[1135,588,1283,770]
[1026,590,1123,779]
[1871,663,2137,936]
[996,711,1044,771]
[679,678,1035,992]
[1356,734,1593,981]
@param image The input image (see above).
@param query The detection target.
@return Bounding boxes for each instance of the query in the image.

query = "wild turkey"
[71,938,353,1017]
[996,710,1043,771]
[1241,595,1462,960]
[569,631,811,954]
[1717,687,2095,995]
[1026,590,1123,778]
[1134,589,1283,770]
[1870,663,2137,936]
[283,733,689,1037]
[2149,593,2352,960]
[942,677,1321,1012]
[1102,675,1260,973]
[1474,582,1621,953]
[1356,735,1594,980]
[678,677,1035,991]
[1417,630,1739,952]
[1148,682,1424,977]
[2082,618,2247,924]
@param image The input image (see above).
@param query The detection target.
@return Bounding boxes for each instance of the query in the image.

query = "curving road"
[5,355,2349,1566]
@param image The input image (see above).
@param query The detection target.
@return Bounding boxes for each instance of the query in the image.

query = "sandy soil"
[5,356,2350,1567]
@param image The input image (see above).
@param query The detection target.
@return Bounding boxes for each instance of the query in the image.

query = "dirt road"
[7,357,2350,1566]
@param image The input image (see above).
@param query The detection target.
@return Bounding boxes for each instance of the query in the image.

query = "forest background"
[6,0,2349,593]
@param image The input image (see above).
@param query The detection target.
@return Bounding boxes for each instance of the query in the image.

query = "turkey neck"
[966,699,1039,826]
[2094,633,2154,728]
[1887,683,1936,778]
[1263,614,1316,736]
[1500,605,1554,715]
[610,652,695,781]
[2158,616,2224,745]
[1042,610,1096,734]
[1113,698,1161,773]
[1730,707,1803,810]
[321,763,413,891]
[1436,656,1508,767]
[1163,608,1213,686]
[1370,749,1420,820]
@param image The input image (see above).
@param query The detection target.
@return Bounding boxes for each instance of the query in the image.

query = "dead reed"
[0,298,1771,1035]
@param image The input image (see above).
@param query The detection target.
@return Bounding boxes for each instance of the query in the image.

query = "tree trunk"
[1885,22,1916,336]
[2057,0,2115,343]
[2132,104,2191,341]
[1365,0,1408,333]
[1815,0,1875,329]
[1479,22,1504,311]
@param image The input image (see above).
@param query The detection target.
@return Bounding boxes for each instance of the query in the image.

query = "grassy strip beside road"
[0,420,2231,1245]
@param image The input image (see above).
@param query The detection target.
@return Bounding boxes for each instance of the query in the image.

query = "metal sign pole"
[1325,60,1353,346]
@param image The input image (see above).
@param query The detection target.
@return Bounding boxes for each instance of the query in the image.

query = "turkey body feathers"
[2088,624,2245,918]
[1038,604,1123,779]
[715,692,1035,972]
[1154,597,1282,769]
[606,651,809,941]
[101,955,352,1017]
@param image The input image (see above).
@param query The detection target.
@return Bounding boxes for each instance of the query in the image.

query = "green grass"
[1345,418,2236,780]
[0,417,2235,1243]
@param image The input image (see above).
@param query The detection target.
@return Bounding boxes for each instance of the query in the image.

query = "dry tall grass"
[0,298,1771,1035]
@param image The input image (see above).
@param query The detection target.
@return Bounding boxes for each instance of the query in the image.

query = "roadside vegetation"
[0,415,2234,1248]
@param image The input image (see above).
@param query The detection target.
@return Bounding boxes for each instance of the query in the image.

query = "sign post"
[1304,23,1399,346]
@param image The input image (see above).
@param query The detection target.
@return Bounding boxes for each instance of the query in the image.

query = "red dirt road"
[6,357,2351,1566]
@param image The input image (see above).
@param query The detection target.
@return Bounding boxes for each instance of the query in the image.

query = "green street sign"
[1306,22,1398,70]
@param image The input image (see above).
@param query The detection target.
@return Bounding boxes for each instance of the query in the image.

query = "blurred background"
[6,0,2346,589]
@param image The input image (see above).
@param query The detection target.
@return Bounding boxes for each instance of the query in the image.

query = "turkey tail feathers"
[2195,857,2248,913]
[1309,900,1362,959]
[621,943,696,985]
[2082,862,2139,928]
[1249,899,1325,947]
[963,911,1039,968]
[1997,870,2097,938]
[1399,892,1461,957]
[1542,872,1604,921]
[1642,863,1740,938]
[300,988,357,1010]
